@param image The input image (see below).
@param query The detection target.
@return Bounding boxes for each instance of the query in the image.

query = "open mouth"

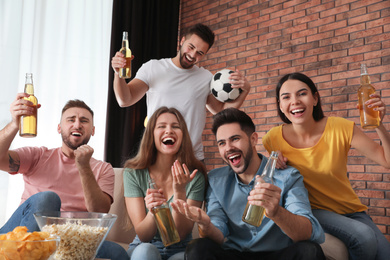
[185,54,194,62]
[71,132,82,137]
[228,153,241,166]
[291,108,305,115]
[162,137,175,145]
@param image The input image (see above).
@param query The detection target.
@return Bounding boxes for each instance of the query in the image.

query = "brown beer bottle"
[119,31,132,79]
[148,179,180,247]
[242,151,278,227]
[19,73,38,137]
[358,63,380,129]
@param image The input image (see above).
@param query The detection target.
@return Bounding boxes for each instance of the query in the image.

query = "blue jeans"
[97,240,129,260]
[312,209,390,260]
[127,235,188,260]
[0,191,61,233]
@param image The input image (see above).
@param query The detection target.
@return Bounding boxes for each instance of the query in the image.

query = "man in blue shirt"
[171,108,325,259]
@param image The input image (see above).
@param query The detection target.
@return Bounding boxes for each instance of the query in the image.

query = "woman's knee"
[128,243,161,260]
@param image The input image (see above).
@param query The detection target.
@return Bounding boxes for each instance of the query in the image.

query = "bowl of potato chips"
[34,211,117,260]
[0,226,59,260]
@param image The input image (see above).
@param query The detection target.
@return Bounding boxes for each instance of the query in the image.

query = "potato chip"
[0,226,58,260]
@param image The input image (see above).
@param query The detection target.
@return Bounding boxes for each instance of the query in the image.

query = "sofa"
[107,168,348,260]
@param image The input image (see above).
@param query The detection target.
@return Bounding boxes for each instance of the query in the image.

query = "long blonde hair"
[124,106,206,175]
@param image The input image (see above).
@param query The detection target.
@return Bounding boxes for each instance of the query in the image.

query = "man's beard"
[225,145,253,175]
[61,132,90,150]
[178,46,194,69]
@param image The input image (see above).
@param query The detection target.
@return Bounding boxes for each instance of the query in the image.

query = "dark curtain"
[105,0,180,167]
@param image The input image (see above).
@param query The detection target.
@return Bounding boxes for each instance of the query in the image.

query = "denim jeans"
[96,240,130,260]
[127,235,188,260]
[312,209,390,260]
[185,237,325,260]
[0,191,61,233]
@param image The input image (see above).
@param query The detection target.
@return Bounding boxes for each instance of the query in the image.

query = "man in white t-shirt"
[111,23,251,160]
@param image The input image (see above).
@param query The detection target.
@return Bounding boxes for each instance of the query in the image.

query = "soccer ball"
[210,69,242,103]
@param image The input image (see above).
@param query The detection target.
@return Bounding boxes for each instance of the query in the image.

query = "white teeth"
[185,54,194,62]
[72,132,81,136]
[291,109,304,114]
[228,154,239,160]
[162,137,175,145]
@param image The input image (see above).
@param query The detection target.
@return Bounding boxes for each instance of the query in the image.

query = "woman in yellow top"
[262,72,390,260]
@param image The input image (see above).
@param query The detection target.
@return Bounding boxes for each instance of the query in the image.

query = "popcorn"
[41,221,108,260]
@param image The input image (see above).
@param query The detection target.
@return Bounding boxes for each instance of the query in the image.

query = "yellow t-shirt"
[263,117,367,214]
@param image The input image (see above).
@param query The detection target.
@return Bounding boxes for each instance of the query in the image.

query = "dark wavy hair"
[212,108,255,137]
[276,73,325,124]
[185,23,215,50]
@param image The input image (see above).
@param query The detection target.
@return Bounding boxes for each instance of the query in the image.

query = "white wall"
[0,0,114,226]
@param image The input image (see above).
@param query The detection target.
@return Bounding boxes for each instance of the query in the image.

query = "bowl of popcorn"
[0,226,60,260]
[34,211,117,260]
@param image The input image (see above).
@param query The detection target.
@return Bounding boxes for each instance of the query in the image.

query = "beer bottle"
[242,151,278,227]
[19,73,38,137]
[148,179,180,247]
[119,31,132,79]
[358,63,380,129]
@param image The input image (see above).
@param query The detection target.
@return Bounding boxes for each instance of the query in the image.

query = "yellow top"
[263,117,367,214]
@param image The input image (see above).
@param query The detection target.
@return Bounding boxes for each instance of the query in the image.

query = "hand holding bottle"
[358,93,386,123]
[10,93,41,129]
[111,51,134,75]
[145,183,167,211]
[247,175,282,219]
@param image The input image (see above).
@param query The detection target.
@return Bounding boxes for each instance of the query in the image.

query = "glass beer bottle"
[242,151,278,227]
[19,73,38,137]
[148,179,180,247]
[119,31,132,79]
[358,63,380,129]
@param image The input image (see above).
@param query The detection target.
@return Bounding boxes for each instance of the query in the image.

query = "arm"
[351,93,390,168]
[171,199,225,245]
[248,179,312,241]
[0,93,37,172]
[74,145,111,213]
[206,70,251,114]
[125,185,167,242]
[171,160,203,239]
[111,52,148,107]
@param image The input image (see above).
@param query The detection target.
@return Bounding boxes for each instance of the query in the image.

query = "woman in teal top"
[123,106,206,260]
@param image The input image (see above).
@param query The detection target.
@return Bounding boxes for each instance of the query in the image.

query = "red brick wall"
[181,0,390,240]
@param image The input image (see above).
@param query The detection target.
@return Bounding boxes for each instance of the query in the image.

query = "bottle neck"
[24,84,34,95]
[361,74,371,85]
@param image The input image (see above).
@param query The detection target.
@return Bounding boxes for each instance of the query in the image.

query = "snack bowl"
[34,211,117,260]
[0,227,60,260]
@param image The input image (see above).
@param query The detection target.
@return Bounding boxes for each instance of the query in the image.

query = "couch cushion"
[106,168,135,244]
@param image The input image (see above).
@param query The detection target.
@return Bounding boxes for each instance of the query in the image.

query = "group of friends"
[0,23,389,260]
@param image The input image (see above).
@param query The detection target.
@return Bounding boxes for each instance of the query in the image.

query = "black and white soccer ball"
[210,69,242,103]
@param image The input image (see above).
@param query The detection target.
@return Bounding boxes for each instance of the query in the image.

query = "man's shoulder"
[208,166,234,184]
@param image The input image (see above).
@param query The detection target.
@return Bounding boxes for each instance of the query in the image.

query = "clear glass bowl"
[34,211,117,260]
[0,234,60,260]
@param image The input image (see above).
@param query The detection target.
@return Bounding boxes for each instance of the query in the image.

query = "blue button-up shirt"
[206,153,324,252]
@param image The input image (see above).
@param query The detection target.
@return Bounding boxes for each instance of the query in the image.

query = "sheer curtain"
[0,0,113,225]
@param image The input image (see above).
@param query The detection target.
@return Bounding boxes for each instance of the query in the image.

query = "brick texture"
[181,0,390,239]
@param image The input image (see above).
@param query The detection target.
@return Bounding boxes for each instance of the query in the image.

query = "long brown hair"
[124,106,206,175]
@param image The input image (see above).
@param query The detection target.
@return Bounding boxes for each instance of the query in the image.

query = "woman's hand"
[144,186,166,211]
[171,160,197,194]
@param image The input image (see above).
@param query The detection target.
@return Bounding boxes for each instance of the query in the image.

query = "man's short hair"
[185,23,215,49]
[212,108,255,137]
[61,100,94,117]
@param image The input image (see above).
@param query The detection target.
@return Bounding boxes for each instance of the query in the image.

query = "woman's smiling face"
[278,79,318,124]
[153,112,183,156]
